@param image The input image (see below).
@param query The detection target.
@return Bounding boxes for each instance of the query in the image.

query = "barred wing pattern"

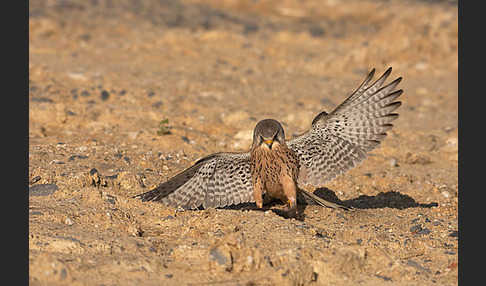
[134,152,254,209]
[288,67,403,188]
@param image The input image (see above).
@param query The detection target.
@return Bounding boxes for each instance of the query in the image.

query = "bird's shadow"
[223,187,438,221]
[307,187,438,210]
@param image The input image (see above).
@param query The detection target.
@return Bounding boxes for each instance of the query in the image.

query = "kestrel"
[134,67,403,216]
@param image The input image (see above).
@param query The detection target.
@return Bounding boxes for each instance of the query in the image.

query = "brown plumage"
[133,67,403,215]
[250,119,300,215]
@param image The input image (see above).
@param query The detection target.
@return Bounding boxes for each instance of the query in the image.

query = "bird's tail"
[297,189,353,210]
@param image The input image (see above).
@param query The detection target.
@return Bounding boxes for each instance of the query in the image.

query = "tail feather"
[297,189,353,210]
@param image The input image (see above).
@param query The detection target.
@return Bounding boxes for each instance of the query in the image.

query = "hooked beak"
[263,139,274,149]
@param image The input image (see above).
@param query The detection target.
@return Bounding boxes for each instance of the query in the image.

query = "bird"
[133,67,403,216]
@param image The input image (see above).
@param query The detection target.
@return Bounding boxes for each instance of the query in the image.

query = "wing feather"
[133,152,254,209]
[288,67,403,188]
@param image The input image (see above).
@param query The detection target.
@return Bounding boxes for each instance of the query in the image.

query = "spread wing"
[288,67,403,188]
[133,152,254,209]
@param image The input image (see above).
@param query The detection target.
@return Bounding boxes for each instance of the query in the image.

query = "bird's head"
[251,119,286,150]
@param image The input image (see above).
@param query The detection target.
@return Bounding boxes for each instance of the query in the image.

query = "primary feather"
[288,67,402,188]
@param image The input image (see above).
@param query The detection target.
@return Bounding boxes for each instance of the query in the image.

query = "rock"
[415,62,428,70]
[152,101,163,108]
[209,245,233,271]
[309,25,325,37]
[407,259,430,273]
[31,97,54,103]
[64,217,74,225]
[67,72,88,81]
[441,191,450,198]
[181,136,190,143]
[410,224,431,235]
[441,137,458,153]
[243,22,259,34]
[68,154,88,161]
[88,168,101,186]
[29,184,59,197]
[29,175,41,185]
[78,146,88,152]
[405,152,431,165]
[100,90,110,101]
[127,225,144,237]
[448,230,458,238]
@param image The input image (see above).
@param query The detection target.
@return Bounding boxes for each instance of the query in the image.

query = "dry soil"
[29,0,458,285]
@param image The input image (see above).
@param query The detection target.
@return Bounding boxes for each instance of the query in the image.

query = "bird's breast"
[250,145,299,189]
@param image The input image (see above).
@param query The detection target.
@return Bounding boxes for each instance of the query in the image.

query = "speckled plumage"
[134,67,403,211]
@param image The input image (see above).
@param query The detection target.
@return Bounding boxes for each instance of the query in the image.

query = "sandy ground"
[29,0,458,285]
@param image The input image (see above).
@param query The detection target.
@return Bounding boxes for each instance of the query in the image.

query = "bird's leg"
[281,175,297,217]
[253,179,264,209]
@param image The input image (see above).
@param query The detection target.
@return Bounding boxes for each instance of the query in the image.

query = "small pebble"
[101,90,110,101]
[89,168,99,176]
[243,22,259,34]
[405,152,431,165]
[31,97,54,103]
[67,72,87,81]
[152,101,163,109]
[389,157,399,167]
[30,176,41,185]
[65,217,74,225]
[441,191,450,198]
[209,247,229,266]
[68,154,88,161]
[309,25,325,37]
[181,136,190,143]
[29,211,43,216]
[410,224,431,235]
